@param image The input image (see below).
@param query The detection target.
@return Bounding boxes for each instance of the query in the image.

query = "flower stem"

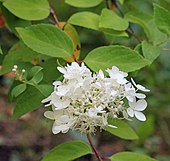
[50,7,62,29]
[86,133,103,161]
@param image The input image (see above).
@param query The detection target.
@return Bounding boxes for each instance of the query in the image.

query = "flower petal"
[136,93,146,99]
[134,111,146,121]
[127,108,134,117]
[135,100,147,111]
[44,111,54,120]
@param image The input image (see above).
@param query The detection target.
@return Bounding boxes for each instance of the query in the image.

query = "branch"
[86,133,103,161]
[126,29,143,42]
[50,7,62,29]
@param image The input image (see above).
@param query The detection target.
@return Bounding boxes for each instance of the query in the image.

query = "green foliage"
[11,83,27,98]
[41,58,63,83]
[0,46,3,55]
[105,119,139,140]
[13,85,44,119]
[100,9,129,31]
[42,140,92,161]
[1,5,31,34]
[65,0,103,8]
[3,0,50,20]
[13,84,53,119]
[110,152,157,161]
[135,115,155,145]
[28,66,43,84]
[68,12,100,30]
[84,45,150,72]
[154,4,170,34]
[125,11,167,45]
[16,24,74,58]
[0,42,39,76]
[142,41,161,63]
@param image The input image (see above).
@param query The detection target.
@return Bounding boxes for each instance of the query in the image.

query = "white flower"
[131,78,150,92]
[127,99,147,121]
[42,62,149,134]
[44,109,76,134]
[57,62,91,80]
[106,66,128,84]
[42,92,70,110]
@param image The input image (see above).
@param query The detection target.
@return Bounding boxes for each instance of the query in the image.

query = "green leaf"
[117,0,125,5]
[110,152,157,161]
[16,24,74,58]
[68,12,100,30]
[102,29,128,37]
[1,5,31,34]
[0,46,3,55]
[154,4,170,34]
[42,140,92,161]
[35,84,53,97]
[65,0,103,8]
[28,66,43,84]
[99,8,129,31]
[105,119,138,140]
[11,84,27,98]
[41,58,63,83]
[3,0,50,20]
[125,11,167,45]
[136,115,155,145]
[13,85,44,119]
[142,41,161,63]
[84,45,150,72]
[0,42,39,76]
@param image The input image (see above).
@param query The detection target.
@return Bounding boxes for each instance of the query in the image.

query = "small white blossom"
[127,99,147,121]
[42,62,149,134]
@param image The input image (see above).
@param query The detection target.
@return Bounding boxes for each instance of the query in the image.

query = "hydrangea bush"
[1,0,169,160]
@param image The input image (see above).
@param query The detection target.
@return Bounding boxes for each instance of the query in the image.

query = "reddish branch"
[50,7,62,29]
[126,30,143,42]
[87,133,103,161]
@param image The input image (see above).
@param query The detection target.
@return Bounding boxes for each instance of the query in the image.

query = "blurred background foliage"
[0,0,170,161]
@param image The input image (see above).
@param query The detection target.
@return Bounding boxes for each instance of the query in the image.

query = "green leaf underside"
[142,41,161,63]
[42,140,92,161]
[100,8,129,31]
[16,24,74,58]
[105,119,138,140]
[125,11,167,45]
[68,12,100,30]
[85,45,150,72]
[11,84,27,98]
[13,85,44,119]
[101,28,128,37]
[65,0,103,8]
[110,152,157,161]
[3,0,50,20]
[0,42,39,76]
[154,4,170,34]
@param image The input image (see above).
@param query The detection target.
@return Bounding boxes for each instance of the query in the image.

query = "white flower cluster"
[42,62,149,134]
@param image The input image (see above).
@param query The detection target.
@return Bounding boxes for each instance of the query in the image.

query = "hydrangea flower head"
[42,62,149,134]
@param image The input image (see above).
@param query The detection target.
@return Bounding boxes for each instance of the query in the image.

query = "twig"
[86,133,103,161]
[126,30,143,42]
[50,7,62,29]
